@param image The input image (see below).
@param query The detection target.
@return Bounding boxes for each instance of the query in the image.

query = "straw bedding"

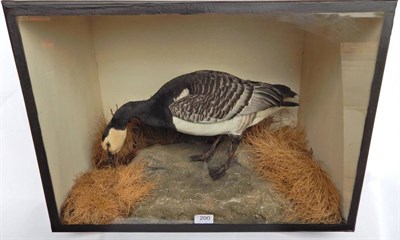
[60,163,154,224]
[243,118,342,223]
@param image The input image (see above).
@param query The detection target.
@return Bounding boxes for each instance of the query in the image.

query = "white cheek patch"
[174,88,189,101]
[101,128,127,154]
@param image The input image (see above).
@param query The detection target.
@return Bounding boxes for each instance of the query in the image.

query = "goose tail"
[273,84,299,107]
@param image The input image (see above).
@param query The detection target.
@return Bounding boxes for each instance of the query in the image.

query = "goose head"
[101,123,127,155]
[101,100,147,155]
[101,106,130,155]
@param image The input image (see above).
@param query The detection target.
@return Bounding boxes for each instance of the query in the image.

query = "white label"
[194,214,214,224]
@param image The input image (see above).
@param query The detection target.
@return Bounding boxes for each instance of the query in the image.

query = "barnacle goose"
[101,70,298,180]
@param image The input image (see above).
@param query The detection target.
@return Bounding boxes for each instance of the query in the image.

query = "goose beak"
[107,150,116,163]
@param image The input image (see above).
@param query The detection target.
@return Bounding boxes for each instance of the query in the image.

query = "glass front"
[17,12,383,225]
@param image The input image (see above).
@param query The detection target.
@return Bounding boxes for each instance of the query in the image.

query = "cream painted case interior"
[17,13,383,221]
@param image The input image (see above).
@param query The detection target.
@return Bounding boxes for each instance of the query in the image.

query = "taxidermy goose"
[101,70,298,180]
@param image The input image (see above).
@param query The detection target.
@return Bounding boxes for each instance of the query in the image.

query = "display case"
[2,0,397,232]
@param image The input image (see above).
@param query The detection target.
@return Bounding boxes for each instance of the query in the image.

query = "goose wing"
[168,71,296,123]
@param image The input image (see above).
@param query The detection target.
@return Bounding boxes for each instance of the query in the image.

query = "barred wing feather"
[168,71,296,123]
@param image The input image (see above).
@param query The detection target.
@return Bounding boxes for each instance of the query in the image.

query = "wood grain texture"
[2,1,398,17]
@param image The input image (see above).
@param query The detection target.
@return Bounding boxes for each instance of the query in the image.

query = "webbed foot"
[190,153,211,162]
[208,165,227,180]
[188,135,223,162]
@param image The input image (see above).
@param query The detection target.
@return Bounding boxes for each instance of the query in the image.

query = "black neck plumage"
[110,97,174,131]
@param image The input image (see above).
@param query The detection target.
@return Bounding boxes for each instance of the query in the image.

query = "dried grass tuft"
[60,163,155,224]
[243,118,342,224]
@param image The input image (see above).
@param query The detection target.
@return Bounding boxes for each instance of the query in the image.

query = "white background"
[1,4,399,240]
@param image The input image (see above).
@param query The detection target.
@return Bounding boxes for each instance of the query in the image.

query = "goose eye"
[106,142,111,148]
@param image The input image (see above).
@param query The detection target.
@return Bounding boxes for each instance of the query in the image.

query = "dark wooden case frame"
[2,0,397,232]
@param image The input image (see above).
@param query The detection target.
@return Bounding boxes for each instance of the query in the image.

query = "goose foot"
[189,135,223,162]
[208,165,227,180]
[208,134,242,180]
[190,153,210,162]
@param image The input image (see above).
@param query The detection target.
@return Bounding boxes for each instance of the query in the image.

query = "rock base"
[114,142,289,224]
